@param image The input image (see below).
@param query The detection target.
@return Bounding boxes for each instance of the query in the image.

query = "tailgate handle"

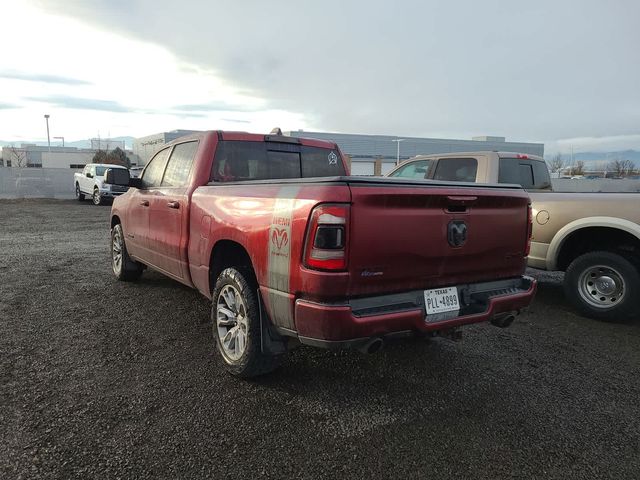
[446,196,477,213]
[139,200,149,207]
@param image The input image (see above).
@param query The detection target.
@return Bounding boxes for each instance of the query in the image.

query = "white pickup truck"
[74,163,129,205]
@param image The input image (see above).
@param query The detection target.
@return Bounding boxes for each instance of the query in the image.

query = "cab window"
[499,158,551,190]
[389,160,432,179]
[162,141,198,187]
[141,148,171,188]
[433,158,478,182]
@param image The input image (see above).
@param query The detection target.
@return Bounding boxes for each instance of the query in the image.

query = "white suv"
[74,163,129,205]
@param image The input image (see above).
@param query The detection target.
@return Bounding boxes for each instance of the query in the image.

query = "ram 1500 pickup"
[388,151,640,321]
[107,131,536,377]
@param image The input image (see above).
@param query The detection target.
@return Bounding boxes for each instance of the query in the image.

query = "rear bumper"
[294,276,536,348]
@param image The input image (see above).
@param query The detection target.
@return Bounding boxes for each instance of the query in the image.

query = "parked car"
[107,131,536,377]
[74,163,129,205]
[387,151,640,321]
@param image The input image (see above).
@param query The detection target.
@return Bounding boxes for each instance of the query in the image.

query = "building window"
[69,164,87,169]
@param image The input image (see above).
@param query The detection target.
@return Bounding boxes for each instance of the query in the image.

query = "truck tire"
[212,267,282,377]
[111,223,143,281]
[564,251,640,321]
[75,183,85,201]
[93,187,102,206]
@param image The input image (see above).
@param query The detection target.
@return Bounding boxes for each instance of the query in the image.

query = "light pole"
[392,138,405,166]
[54,136,65,147]
[44,114,51,152]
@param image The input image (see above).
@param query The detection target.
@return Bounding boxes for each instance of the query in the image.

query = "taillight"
[525,203,533,256]
[304,204,350,271]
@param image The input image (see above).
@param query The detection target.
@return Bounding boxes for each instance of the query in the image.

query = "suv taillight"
[525,203,533,256]
[304,204,350,271]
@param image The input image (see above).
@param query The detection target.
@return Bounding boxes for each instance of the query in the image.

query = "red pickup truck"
[107,130,536,377]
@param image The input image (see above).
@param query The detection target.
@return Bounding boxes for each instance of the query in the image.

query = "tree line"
[546,153,637,177]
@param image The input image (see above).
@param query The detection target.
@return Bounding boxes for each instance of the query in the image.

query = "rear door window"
[162,141,198,187]
[389,160,432,179]
[142,148,171,188]
[499,158,551,189]
[432,158,478,182]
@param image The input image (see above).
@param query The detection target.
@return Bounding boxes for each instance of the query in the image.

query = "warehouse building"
[131,129,544,173]
[285,131,545,175]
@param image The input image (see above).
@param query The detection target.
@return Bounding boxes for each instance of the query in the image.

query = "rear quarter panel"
[188,182,351,330]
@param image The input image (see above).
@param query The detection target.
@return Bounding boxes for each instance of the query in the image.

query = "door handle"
[140,200,149,206]
[167,201,180,209]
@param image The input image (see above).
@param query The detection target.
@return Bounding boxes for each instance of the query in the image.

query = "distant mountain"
[0,136,135,149]
[573,150,640,166]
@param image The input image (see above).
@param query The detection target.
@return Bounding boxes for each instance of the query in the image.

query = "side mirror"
[129,177,143,189]
[104,168,131,186]
[86,172,92,178]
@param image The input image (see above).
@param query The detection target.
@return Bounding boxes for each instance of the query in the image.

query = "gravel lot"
[2,199,639,479]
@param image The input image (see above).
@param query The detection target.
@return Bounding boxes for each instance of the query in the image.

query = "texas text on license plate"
[424,286,460,316]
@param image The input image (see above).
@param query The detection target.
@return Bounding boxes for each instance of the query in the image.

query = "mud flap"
[258,289,287,355]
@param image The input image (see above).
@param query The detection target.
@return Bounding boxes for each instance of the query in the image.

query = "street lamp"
[53,136,65,147]
[392,138,405,166]
[44,114,51,152]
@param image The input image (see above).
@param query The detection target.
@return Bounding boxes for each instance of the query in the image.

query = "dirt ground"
[1,199,639,479]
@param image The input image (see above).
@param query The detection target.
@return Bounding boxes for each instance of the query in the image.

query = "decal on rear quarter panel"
[266,186,300,329]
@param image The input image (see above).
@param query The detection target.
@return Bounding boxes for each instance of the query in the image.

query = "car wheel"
[111,223,143,281]
[75,183,85,201]
[93,188,102,206]
[212,267,282,377]
[564,251,640,321]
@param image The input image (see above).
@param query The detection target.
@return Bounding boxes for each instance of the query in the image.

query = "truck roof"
[408,151,545,163]
[86,163,128,169]
[164,130,340,151]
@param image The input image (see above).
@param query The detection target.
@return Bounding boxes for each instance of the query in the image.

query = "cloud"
[0,102,20,110]
[35,0,640,146]
[171,101,262,113]
[0,70,91,86]
[26,95,129,112]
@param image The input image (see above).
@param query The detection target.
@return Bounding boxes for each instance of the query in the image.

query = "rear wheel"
[75,183,85,201]
[93,187,102,206]
[212,267,282,377]
[111,223,143,281]
[564,251,640,321]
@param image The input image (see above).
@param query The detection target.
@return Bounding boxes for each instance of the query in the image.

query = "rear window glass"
[106,168,130,185]
[389,160,432,179]
[433,158,478,182]
[499,158,551,189]
[211,141,345,182]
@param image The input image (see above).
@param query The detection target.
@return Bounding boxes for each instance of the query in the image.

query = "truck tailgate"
[346,180,530,296]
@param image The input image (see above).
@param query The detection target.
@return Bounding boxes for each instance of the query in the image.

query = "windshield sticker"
[328,151,338,165]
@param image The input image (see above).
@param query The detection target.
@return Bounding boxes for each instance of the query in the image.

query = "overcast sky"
[1,0,639,154]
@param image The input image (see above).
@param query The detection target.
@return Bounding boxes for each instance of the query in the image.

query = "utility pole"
[44,114,51,152]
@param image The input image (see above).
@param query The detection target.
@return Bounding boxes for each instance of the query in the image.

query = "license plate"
[424,286,460,315]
